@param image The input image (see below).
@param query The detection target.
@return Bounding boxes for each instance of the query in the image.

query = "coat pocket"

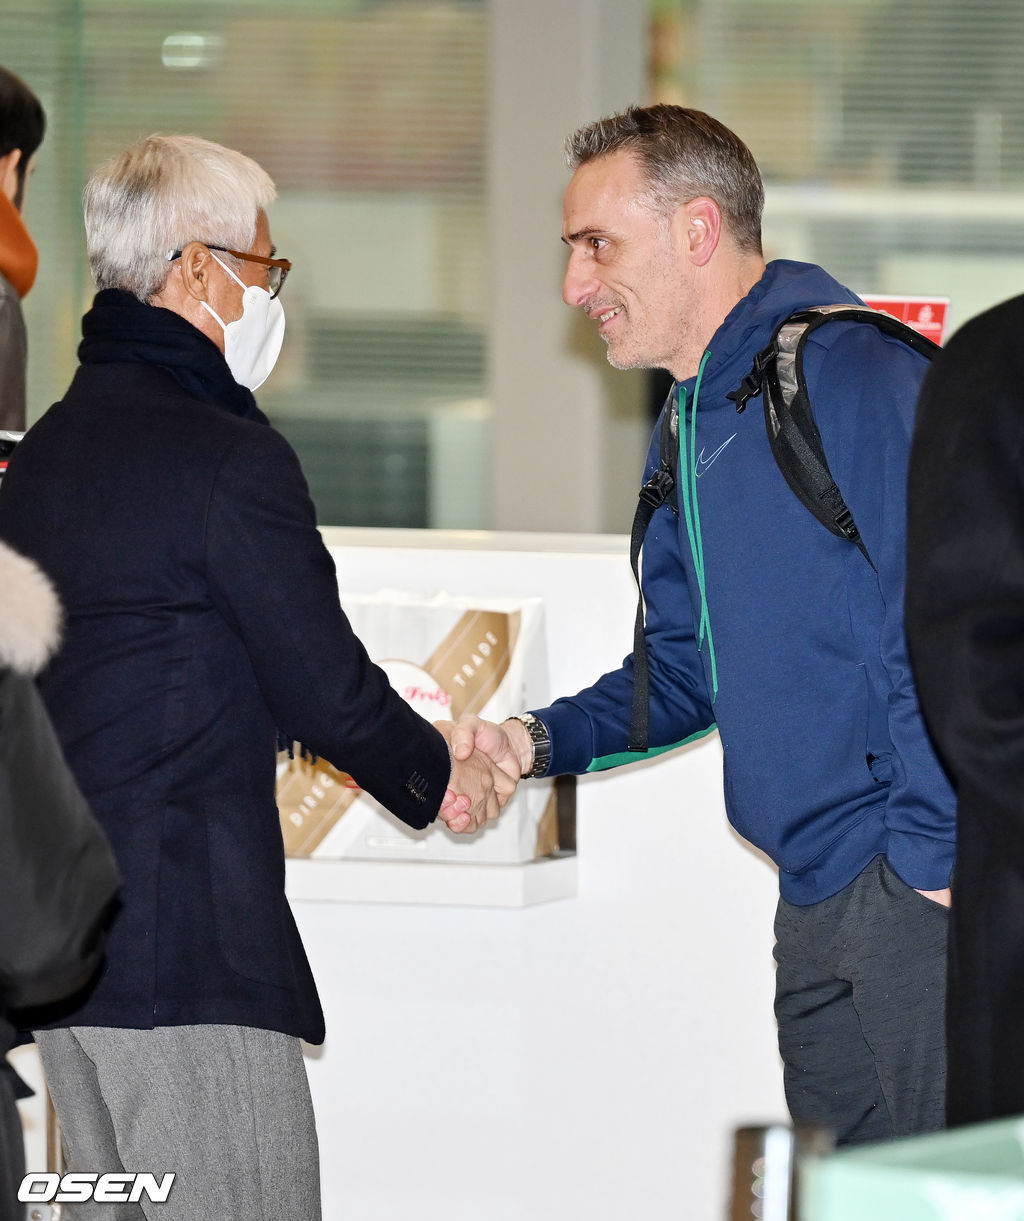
[204,793,293,988]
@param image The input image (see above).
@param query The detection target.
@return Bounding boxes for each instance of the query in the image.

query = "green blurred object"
[800,1117,1024,1220]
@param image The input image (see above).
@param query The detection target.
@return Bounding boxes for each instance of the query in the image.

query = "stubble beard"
[602,318,663,373]
[605,348,651,372]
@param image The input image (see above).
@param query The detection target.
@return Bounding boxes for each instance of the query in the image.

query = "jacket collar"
[679,260,862,408]
[78,289,267,424]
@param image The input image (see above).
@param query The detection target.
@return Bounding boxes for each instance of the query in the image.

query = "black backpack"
[626,305,940,751]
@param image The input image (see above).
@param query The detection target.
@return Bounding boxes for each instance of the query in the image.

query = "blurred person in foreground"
[452,104,955,1146]
[906,294,1024,1128]
[0,541,65,1219]
[0,64,45,430]
[0,538,121,1221]
[0,133,508,1220]
[0,542,67,1211]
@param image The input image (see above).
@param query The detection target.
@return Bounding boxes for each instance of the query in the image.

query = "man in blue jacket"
[453,105,955,1145]
[0,134,508,1220]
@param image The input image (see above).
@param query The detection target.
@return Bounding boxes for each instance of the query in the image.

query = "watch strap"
[507,713,552,779]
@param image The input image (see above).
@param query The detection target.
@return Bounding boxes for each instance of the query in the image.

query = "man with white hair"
[0,134,506,1220]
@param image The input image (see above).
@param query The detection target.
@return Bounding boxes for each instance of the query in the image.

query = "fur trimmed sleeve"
[0,540,61,675]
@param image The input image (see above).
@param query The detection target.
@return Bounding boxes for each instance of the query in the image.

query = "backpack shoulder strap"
[627,387,679,752]
[730,305,940,569]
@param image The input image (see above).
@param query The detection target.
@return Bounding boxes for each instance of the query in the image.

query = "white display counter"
[286,855,577,908]
[290,528,786,1221]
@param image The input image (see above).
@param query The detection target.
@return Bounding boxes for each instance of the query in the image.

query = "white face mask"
[201,253,285,390]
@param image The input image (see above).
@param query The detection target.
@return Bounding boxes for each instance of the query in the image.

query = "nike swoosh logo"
[695,433,737,477]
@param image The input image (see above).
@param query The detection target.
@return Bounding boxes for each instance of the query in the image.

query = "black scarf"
[77,288,268,425]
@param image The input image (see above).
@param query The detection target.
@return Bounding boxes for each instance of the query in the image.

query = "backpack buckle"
[832,505,859,540]
[727,342,777,414]
[639,467,675,509]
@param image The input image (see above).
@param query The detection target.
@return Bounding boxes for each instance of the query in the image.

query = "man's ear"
[177,241,216,303]
[683,197,722,267]
[0,149,23,206]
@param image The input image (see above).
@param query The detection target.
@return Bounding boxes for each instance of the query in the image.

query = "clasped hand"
[433,716,526,834]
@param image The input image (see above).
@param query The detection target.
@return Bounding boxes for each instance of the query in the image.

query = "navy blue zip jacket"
[0,290,452,1041]
[533,260,955,905]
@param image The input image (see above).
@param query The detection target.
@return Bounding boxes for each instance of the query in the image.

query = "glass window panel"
[5,0,487,528]
[651,0,1024,335]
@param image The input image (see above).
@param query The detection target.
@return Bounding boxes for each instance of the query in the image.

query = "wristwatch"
[506,712,552,779]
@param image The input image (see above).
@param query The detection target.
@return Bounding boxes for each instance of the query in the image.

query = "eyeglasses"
[166,244,292,299]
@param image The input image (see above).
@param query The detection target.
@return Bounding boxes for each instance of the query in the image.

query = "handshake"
[433,715,537,834]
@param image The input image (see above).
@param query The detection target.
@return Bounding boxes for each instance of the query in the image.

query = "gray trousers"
[33,1024,321,1220]
[774,854,948,1146]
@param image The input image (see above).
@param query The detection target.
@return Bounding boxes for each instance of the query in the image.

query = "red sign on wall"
[861,294,950,345]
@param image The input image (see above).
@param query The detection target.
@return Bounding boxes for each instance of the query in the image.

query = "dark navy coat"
[0,291,450,1043]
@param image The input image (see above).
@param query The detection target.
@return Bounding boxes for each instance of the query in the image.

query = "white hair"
[83,134,277,302]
